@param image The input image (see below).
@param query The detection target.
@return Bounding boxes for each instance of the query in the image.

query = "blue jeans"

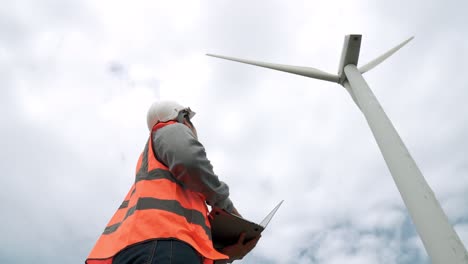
[113,239,202,264]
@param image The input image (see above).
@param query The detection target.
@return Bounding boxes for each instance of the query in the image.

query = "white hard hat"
[146,100,196,130]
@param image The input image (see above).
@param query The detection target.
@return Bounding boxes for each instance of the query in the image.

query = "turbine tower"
[207,35,468,264]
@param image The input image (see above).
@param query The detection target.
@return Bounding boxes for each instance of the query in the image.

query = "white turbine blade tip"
[206,53,231,60]
[206,53,222,58]
[359,36,415,74]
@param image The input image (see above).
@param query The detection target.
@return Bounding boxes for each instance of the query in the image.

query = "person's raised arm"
[153,123,235,212]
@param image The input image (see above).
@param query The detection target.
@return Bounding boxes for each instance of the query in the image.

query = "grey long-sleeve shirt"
[152,123,234,212]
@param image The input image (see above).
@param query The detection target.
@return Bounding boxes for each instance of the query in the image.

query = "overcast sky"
[1,0,467,263]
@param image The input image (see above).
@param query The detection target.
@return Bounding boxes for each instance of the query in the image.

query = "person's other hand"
[220,233,261,261]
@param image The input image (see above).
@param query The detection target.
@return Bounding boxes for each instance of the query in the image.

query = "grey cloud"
[295,213,427,264]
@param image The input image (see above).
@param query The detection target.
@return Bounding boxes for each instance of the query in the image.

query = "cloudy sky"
[1,0,467,263]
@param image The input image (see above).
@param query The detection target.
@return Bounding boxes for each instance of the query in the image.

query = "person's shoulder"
[159,122,188,132]
[154,123,190,138]
[152,123,195,150]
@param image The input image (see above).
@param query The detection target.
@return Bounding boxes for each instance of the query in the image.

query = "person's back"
[86,101,260,264]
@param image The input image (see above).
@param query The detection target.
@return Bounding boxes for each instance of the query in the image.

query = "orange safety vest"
[86,121,228,264]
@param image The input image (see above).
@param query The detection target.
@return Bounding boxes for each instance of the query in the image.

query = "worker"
[86,100,260,264]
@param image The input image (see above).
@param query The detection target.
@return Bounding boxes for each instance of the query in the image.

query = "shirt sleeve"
[152,123,234,212]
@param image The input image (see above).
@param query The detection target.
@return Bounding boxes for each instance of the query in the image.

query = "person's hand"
[220,233,261,262]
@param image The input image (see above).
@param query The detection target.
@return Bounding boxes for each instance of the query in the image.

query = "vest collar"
[151,120,178,132]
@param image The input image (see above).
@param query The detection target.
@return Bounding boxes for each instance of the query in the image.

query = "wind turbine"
[207,35,468,264]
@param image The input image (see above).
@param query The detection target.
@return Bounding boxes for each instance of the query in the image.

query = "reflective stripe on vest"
[86,121,228,264]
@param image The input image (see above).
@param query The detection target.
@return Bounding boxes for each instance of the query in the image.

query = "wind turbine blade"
[358,36,414,74]
[207,54,339,83]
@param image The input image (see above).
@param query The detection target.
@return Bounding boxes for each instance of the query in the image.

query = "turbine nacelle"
[337,34,361,84]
